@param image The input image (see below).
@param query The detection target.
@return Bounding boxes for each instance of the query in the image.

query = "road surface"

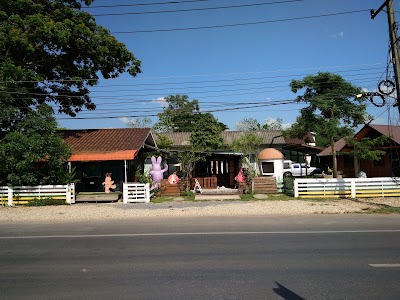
[1,215,399,299]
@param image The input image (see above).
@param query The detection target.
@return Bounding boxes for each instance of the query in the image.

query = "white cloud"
[281,122,293,130]
[119,117,130,125]
[330,31,344,39]
[151,97,167,106]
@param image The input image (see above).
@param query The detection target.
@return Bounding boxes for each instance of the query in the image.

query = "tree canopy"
[0,0,141,131]
[235,117,283,131]
[153,94,227,133]
[287,72,370,177]
[190,113,224,151]
[0,105,71,186]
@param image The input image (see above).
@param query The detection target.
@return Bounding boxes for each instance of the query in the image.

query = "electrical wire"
[112,9,371,34]
[91,0,304,17]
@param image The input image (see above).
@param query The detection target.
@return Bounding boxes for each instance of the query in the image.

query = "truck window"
[293,165,299,169]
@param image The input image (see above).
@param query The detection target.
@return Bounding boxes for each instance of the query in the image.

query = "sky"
[56,0,400,131]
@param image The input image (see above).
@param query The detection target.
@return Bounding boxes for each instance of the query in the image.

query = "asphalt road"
[1,215,400,300]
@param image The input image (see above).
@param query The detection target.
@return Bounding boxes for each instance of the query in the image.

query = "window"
[261,162,274,174]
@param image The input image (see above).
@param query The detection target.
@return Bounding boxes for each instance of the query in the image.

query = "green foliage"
[0,105,72,186]
[345,135,388,176]
[0,0,141,131]
[236,117,283,131]
[230,133,263,156]
[230,134,263,193]
[153,94,227,133]
[153,95,200,132]
[135,168,153,185]
[26,197,66,206]
[287,72,370,177]
[345,135,388,161]
[149,133,173,158]
[177,148,205,192]
[127,117,152,128]
[190,113,224,151]
[283,177,295,196]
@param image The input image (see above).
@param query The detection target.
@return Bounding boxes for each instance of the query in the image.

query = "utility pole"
[371,0,400,111]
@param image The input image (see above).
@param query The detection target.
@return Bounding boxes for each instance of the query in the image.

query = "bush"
[26,197,66,206]
[283,177,295,196]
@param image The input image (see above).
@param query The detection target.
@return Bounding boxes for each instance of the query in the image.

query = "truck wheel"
[283,172,292,178]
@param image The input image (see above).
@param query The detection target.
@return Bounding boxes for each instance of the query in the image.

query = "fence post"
[66,185,71,204]
[70,183,75,204]
[145,183,150,203]
[123,183,128,204]
[294,179,298,198]
[7,187,13,206]
[351,179,356,199]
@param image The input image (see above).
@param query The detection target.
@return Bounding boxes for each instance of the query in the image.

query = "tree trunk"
[354,155,360,177]
[331,137,338,178]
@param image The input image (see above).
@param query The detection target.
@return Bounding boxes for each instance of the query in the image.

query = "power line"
[1,76,383,100]
[1,71,384,94]
[112,9,370,34]
[92,0,304,17]
[84,0,210,9]
[0,63,383,83]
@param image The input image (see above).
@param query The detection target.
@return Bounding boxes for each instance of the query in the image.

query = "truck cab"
[283,160,321,178]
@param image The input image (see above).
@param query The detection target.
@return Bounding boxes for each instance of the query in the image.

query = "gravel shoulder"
[1,197,400,223]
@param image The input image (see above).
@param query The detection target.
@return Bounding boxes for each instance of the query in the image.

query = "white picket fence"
[0,184,75,205]
[294,177,400,198]
[123,183,150,203]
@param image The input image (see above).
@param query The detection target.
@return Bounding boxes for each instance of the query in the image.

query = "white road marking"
[1,229,400,239]
[369,264,400,268]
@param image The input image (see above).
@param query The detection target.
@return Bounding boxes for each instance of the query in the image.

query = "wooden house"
[59,128,156,193]
[158,130,321,188]
[318,124,400,178]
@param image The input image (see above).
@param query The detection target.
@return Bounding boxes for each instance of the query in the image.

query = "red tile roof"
[59,128,153,161]
[368,124,400,144]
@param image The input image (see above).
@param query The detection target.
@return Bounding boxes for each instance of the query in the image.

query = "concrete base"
[195,194,241,201]
[76,192,121,202]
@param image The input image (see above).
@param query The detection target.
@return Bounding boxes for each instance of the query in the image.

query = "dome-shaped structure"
[257,148,284,160]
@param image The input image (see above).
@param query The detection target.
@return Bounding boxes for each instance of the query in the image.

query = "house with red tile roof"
[318,124,400,177]
[59,128,156,193]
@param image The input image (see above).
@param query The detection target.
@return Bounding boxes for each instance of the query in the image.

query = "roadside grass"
[26,197,66,206]
[151,193,195,203]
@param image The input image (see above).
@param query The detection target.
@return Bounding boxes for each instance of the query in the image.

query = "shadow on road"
[273,281,305,300]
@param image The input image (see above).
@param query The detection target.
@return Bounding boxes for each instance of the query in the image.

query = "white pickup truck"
[283,160,322,178]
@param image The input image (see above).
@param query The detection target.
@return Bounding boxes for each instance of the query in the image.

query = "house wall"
[336,153,391,178]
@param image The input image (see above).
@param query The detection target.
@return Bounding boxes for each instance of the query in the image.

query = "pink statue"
[102,172,116,193]
[235,168,246,183]
[150,156,168,188]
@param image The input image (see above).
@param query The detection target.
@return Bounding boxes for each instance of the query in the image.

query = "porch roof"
[68,150,138,162]
[59,128,153,161]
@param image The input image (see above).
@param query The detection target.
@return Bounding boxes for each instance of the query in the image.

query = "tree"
[154,94,227,133]
[127,117,152,128]
[345,136,388,177]
[287,72,370,177]
[177,148,205,193]
[235,117,283,131]
[153,95,199,132]
[236,118,263,131]
[190,113,224,151]
[0,0,141,131]
[0,105,72,186]
[230,133,263,192]
[262,117,283,130]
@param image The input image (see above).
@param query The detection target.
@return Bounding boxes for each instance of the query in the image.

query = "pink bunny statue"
[150,156,168,188]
